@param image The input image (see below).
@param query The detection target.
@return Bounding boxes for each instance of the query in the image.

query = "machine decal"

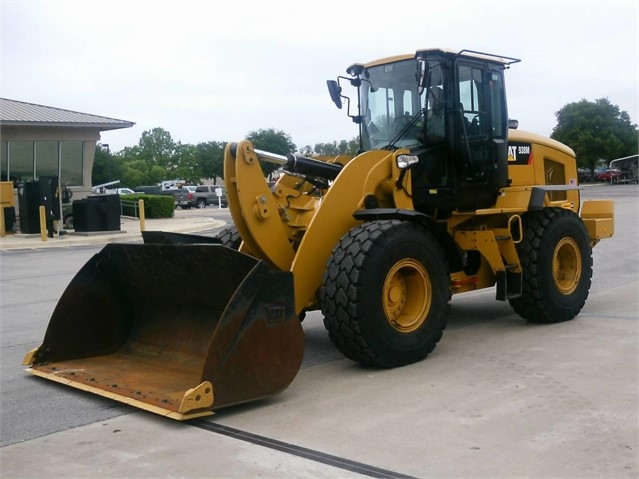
[507,142,533,165]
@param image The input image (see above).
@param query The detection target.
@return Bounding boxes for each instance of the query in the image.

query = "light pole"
[103,144,111,181]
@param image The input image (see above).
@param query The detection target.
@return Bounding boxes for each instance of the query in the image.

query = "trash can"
[17,181,40,234]
[17,177,60,234]
[73,198,99,232]
[73,195,121,232]
[101,194,121,231]
[2,206,16,231]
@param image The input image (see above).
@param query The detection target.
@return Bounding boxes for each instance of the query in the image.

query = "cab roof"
[347,48,520,74]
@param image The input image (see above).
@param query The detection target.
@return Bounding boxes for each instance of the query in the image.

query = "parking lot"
[1,184,637,478]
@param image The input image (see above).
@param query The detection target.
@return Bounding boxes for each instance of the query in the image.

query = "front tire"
[509,208,592,323]
[320,220,450,368]
[215,225,242,250]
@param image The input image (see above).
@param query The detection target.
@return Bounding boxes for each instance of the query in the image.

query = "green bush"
[121,194,174,218]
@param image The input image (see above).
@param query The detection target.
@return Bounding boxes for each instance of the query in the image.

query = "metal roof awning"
[0,98,134,131]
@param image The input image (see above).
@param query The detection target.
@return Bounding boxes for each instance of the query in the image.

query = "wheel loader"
[24,48,614,420]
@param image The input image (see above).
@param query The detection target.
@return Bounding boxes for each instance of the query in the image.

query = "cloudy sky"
[2,0,637,153]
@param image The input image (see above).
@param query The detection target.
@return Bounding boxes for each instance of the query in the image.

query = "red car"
[596,168,623,183]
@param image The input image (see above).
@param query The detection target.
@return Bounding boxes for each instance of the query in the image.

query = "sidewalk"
[0,215,226,251]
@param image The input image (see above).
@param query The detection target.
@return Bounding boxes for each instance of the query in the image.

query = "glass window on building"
[8,141,34,183]
[35,140,59,178]
[0,141,7,182]
[60,141,83,186]
[0,140,84,187]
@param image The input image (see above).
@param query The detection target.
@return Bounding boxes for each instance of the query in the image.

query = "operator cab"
[328,49,520,213]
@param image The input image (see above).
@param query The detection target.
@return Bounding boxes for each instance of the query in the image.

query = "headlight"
[396,154,419,169]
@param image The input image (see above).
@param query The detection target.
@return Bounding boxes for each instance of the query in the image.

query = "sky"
[1,0,638,153]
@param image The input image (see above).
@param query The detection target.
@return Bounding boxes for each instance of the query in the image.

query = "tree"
[136,127,177,168]
[92,144,122,185]
[95,126,366,189]
[247,128,296,154]
[114,128,180,187]
[193,141,225,184]
[299,145,313,155]
[246,128,296,178]
[551,98,638,172]
[312,138,359,156]
[172,143,202,184]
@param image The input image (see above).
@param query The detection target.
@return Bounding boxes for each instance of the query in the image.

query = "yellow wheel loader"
[24,49,614,419]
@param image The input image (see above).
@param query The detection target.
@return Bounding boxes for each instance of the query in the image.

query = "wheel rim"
[382,259,431,333]
[553,237,582,295]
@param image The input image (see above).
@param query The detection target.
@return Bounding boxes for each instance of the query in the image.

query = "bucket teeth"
[22,348,38,366]
[179,381,214,414]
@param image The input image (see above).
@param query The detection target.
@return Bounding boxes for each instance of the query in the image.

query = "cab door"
[453,62,508,210]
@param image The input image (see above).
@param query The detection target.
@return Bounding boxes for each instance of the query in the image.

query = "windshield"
[359,59,446,151]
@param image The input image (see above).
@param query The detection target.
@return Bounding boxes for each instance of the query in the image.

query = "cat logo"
[507,142,533,165]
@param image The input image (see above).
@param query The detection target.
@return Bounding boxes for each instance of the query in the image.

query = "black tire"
[509,208,592,323]
[319,220,450,368]
[63,214,74,230]
[215,225,242,250]
[197,199,207,209]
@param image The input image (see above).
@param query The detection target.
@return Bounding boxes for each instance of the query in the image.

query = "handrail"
[120,199,140,218]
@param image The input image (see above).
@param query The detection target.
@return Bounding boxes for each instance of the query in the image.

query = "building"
[0,98,134,198]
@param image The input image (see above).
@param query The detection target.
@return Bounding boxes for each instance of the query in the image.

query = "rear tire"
[320,220,450,368]
[509,208,592,323]
[197,199,207,209]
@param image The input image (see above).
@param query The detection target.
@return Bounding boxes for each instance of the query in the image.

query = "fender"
[353,208,463,272]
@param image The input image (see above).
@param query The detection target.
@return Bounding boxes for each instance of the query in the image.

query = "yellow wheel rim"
[382,259,431,333]
[553,238,582,295]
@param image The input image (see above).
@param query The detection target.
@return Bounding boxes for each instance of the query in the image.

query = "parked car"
[192,185,227,208]
[133,185,193,208]
[133,185,164,195]
[595,168,622,183]
[161,188,193,209]
[578,168,594,183]
[106,187,135,195]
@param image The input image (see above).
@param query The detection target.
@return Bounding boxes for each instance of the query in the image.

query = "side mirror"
[326,80,343,109]
[508,119,519,129]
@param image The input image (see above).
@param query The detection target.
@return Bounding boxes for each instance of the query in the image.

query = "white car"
[111,188,135,195]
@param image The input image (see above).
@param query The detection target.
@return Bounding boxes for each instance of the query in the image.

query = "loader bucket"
[141,230,223,245]
[23,243,304,420]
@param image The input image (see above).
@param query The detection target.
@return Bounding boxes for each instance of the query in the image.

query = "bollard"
[39,205,47,242]
[138,199,146,232]
[0,205,5,237]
